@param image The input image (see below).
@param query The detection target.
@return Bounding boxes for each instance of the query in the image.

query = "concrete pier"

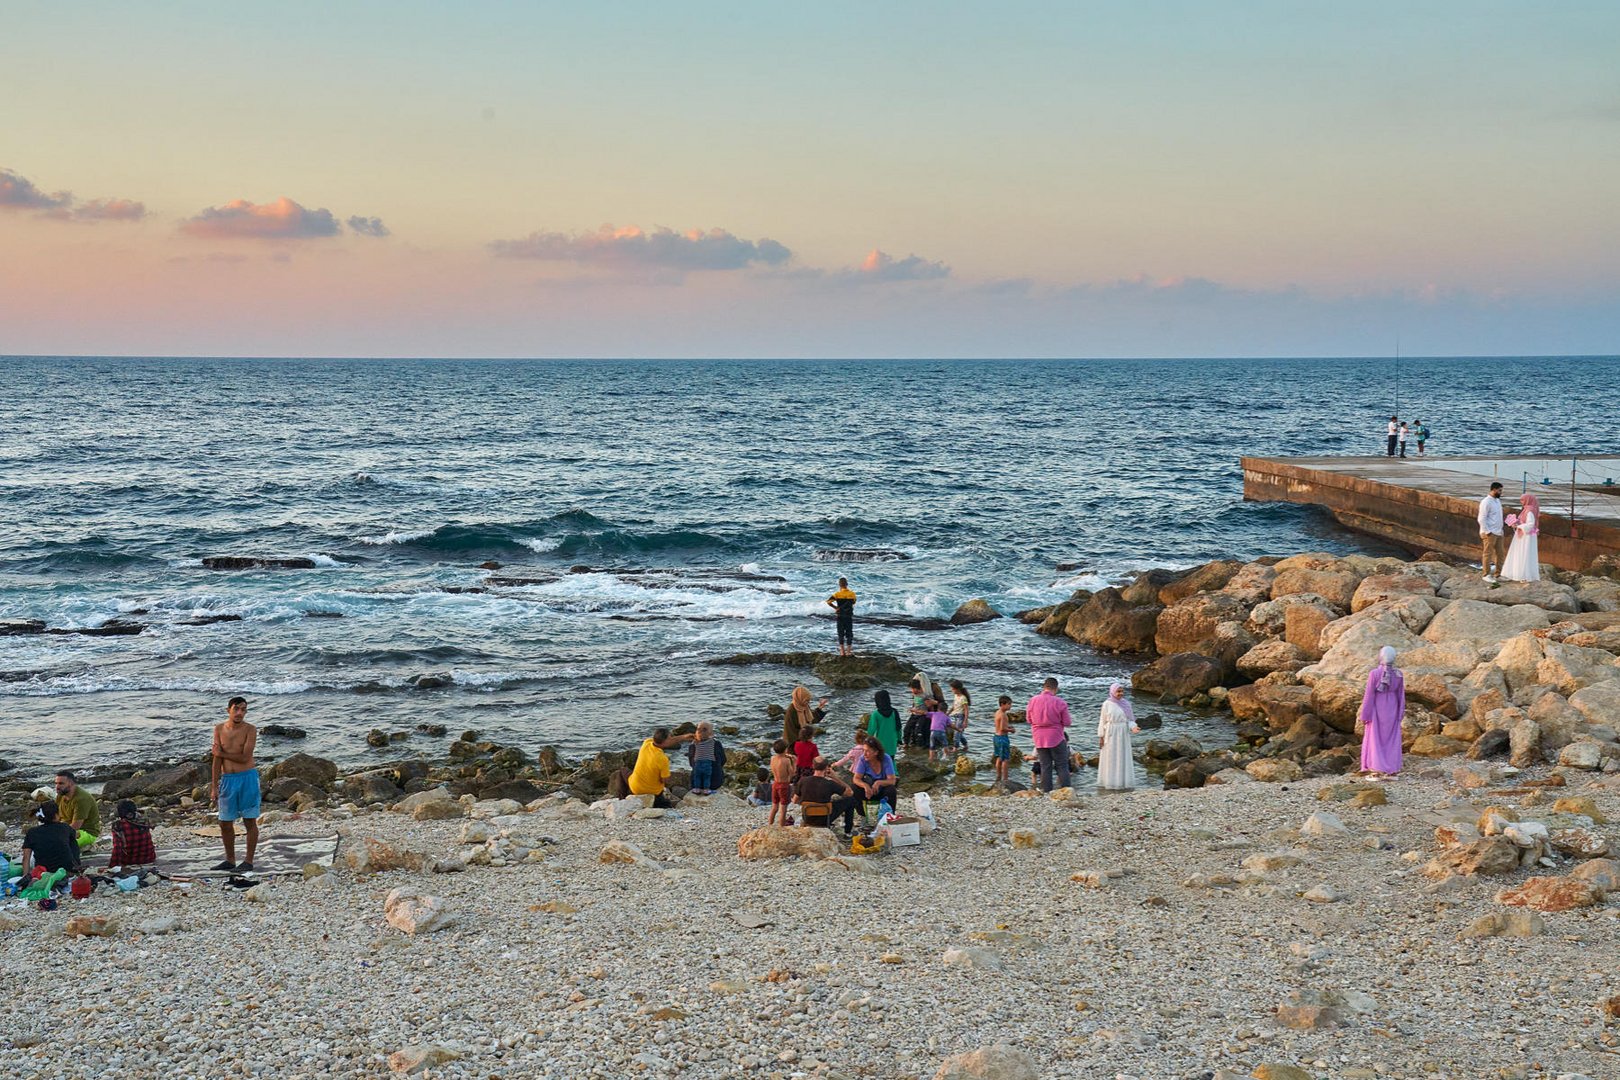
[1242,454,1620,572]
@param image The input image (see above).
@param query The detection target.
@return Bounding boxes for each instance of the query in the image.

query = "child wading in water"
[947,680,971,754]
[992,695,1013,785]
[927,698,951,763]
[768,739,796,826]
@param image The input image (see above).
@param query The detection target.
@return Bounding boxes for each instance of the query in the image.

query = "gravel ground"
[2,763,1617,1080]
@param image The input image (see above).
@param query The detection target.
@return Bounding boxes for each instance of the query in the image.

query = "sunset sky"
[4,2,1618,358]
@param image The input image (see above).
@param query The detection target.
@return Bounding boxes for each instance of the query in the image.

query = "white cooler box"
[884,816,921,847]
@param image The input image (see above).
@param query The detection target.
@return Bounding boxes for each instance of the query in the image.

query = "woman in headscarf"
[1095,681,1141,791]
[862,690,902,757]
[782,685,826,745]
[1500,492,1541,582]
[1358,645,1405,778]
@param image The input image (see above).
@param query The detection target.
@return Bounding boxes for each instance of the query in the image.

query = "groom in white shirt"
[1478,482,1505,582]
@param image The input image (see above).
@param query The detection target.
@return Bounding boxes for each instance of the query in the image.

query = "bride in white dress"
[1501,492,1541,583]
[1096,682,1141,791]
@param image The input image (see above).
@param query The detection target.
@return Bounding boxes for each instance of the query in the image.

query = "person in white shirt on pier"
[1478,481,1505,582]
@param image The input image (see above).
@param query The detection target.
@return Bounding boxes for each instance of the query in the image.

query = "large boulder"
[1438,576,1579,613]
[1284,603,1340,660]
[265,752,340,787]
[1247,593,1340,638]
[1490,633,1546,693]
[1122,569,1186,605]
[1575,578,1620,612]
[1536,641,1620,696]
[383,888,454,934]
[1159,559,1243,605]
[1032,590,1093,636]
[1527,692,1587,755]
[1237,639,1308,679]
[1309,677,1365,732]
[1272,568,1361,611]
[737,827,842,860]
[1156,593,1250,657]
[1065,588,1162,654]
[1423,836,1521,878]
[1302,617,1424,684]
[1495,876,1606,913]
[1569,681,1620,728]
[1399,640,1481,679]
[1132,653,1228,701]
[1222,562,1279,606]
[1251,684,1316,733]
[1421,600,1550,653]
[1352,573,1437,613]
[1404,673,1460,718]
[949,599,1002,625]
[103,759,210,799]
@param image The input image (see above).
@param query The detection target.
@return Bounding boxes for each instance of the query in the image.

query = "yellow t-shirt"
[830,588,856,602]
[627,738,670,796]
[58,788,101,836]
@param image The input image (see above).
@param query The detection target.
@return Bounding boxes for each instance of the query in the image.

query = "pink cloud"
[1,166,144,222]
[856,249,951,282]
[180,197,342,240]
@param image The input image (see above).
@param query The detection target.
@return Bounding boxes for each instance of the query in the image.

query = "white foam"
[522,537,563,553]
[0,674,316,698]
[358,529,436,545]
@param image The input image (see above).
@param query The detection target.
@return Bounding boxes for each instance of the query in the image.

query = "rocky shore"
[1017,551,1620,789]
[2,756,1618,1079]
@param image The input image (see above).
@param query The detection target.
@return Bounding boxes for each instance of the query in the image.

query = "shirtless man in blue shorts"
[211,695,260,871]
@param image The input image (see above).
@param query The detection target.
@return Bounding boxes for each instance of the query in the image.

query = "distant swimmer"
[827,577,857,656]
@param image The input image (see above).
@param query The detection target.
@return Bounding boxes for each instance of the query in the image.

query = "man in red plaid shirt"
[109,800,156,868]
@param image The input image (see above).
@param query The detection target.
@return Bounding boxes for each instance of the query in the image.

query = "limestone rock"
[1302,883,1342,903]
[1553,796,1607,824]
[1457,911,1545,939]
[1422,599,1551,652]
[1496,875,1606,912]
[1537,642,1620,696]
[1252,1065,1313,1080]
[1008,829,1039,849]
[1408,734,1470,758]
[1222,561,1279,606]
[1423,836,1521,878]
[1064,588,1162,654]
[600,839,659,866]
[1272,567,1360,610]
[1155,592,1250,656]
[1247,593,1338,637]
[1549,827,1610,859]
[1284,602,1339,660]
[1405,672,1460,717]
[1246,758,1303,783]
[62,916,117,938]
[1558,740,1611,770]
[389,1046,458,1074]
[1569,681,1620,727]
[1352,572,1436,612]
[1509,717,1543,768]
[1572,858,1620,892]
[1439,576,1579,613]
[1236,639,1308,679]
[1160,559,1244,605]
[941,945,1002,972]
[383,889,453,934]
[395,786,461,819]
[1301,811,1349,838]
[1132,652,1227,701]
[736,827,841,860]
[344,836,424,874]
[933,1044,1039,1080]
[1305,617,1423,684]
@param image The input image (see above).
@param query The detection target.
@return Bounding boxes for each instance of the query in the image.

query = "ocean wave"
[0,666,569,699]
[522,537,563,553]
[358,528,439,545]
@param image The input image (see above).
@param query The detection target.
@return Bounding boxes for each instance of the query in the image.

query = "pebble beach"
[3,759,1617,1080]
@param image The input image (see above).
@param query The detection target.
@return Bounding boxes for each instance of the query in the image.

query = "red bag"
[70,875,93,899]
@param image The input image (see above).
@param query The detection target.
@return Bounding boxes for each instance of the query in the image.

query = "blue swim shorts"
[218,769,262,822]
[930,730,949,750]
[992,734,1011,761]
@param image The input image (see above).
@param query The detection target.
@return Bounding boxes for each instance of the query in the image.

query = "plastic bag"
[913,792,934,823]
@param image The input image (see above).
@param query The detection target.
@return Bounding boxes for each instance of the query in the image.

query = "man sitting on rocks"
[795,756,860,837]
[54,770,101,851]
[19,802,81,879]
[628,727,697,809]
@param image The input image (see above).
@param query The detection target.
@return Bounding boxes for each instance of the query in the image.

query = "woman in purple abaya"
[1358,645,1404,778]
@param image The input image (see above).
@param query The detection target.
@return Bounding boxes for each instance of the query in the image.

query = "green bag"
[18,867,66,901]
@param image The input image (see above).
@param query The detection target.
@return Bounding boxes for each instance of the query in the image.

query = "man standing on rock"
[211,695,260,872]
[1026,677,1073,793]
[1478,481,1505,583]
[826,577,857,657]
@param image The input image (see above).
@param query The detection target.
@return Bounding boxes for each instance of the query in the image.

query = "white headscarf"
[1103,681,1135,724]
[1375,645,1398,692]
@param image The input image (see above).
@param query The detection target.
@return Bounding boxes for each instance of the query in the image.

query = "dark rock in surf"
[178,614,243,626]
[409,672,455,689]
[366,729,389,748]
[303,610,344,618]
[0,621,47,636]
[201,556,319,571]
[813,549,912,563]
[949,599,1002,625]
[1064,588,1162,654]
[1136,712,1163,730]
[48,621,145,637]
[709,651,916,690]
[417,723,448,737]
[486,576,560,587]
[260,724,307,739]
[1132,653,1227,702]
[479,560,502,570]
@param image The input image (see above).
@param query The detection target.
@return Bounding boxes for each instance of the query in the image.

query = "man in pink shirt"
[1026,677,1072,792]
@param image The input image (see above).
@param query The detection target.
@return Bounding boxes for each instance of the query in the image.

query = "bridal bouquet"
[1505,514,1519,527]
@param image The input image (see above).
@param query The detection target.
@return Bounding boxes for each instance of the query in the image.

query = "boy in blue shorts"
[211,695,261,871]
[992,695,1013,785]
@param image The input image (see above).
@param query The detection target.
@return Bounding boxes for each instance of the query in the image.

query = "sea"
[2,355,1615,781]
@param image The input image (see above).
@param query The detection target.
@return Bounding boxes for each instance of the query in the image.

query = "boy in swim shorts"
[992,695,1013,785]
[768,740,796,826]
[211,696,261,871]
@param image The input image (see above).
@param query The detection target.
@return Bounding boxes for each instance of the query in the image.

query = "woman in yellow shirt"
[627,727,696,807]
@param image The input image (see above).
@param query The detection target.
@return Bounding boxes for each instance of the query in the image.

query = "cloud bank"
[347,215,390,237]
[1,167,146,222]
[180,197,342,240]
[855,248,951,282]
[490,224,792,271]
